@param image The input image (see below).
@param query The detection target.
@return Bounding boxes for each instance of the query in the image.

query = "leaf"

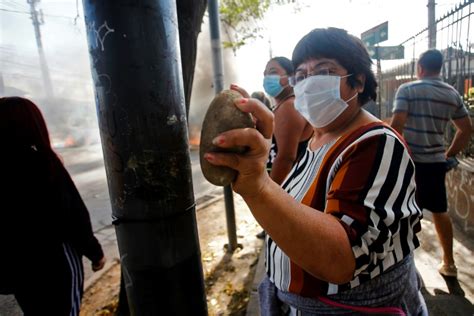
[218,0,275,52]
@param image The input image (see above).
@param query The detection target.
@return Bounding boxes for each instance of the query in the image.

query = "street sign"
[361,21,388,47]
[367,45,404,60]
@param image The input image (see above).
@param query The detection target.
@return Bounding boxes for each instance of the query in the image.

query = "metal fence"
[379,0,473,157]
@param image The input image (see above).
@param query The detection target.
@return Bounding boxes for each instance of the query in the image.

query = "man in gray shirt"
[391,49,472,278]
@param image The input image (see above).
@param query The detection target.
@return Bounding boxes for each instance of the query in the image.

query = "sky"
[235,0,465,95]
[0,0,466,131]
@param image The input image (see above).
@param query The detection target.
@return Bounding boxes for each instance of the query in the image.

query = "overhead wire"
[0,6,79,21]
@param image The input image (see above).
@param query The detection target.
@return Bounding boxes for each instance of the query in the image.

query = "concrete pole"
[428,0,437,49]
[82,1,207,314]
[376,46,382,118]
[27,0,54,99]
[0,72,4,96]
[208,0,238,253]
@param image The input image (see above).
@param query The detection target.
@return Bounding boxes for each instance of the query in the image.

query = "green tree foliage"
[219,0,296,53]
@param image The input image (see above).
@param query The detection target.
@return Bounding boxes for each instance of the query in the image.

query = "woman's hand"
[204,93,274,197]
[230,83,250,98]
[92,256,106,272]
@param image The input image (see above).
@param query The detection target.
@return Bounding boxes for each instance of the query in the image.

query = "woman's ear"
[355,74,366,93]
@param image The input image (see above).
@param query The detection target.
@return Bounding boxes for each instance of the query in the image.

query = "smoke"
[1,46,46,98]
[188,19,240,143]
[0,43,99,148]
[1,3,239,148]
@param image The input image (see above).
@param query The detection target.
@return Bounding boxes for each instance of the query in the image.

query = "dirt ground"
[80,195,263,316]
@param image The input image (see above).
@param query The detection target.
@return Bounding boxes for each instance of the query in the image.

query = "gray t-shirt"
[393,77,469,163]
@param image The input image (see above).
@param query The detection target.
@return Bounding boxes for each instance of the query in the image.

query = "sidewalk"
[415,211,474,315]
[246,209,474,315]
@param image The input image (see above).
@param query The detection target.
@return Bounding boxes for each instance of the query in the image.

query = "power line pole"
[27,0,54,99]
[208,0,239,253]
[0,72,5,96]
[268,35,273,59]
[376,46,382,118]
[428,0,437,49]
[82,1,207,314]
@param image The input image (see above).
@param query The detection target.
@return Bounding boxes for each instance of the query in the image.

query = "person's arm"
[270,99,309,184]
[245,180,356,284]
[58,163,105,268]
[445,115,472,158]
[204,98,355,284]
[390,111,408,135]
[390,85,409,134]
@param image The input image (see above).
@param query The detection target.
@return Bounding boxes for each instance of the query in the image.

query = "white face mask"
[294,75,357,128]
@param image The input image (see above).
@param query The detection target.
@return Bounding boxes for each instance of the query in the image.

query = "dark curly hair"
[292,27,377,105]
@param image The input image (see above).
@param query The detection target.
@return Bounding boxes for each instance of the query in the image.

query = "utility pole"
[208,0,239,253]
[0,72,5,96]
[428,0,437,49]
[268,36,273,59]
[376,46,382,118]
[27,0,54,99]
[82,1,207,314]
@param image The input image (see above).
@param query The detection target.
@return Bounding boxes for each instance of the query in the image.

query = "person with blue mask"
[251,57,313,239]
[208,28,427,315]
[262,57,313,185]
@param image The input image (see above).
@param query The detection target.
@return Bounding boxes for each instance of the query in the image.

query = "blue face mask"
[263,75,284,97]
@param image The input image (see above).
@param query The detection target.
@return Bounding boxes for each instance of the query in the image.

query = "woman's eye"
[314,69,330,75]
[295,75,305,83]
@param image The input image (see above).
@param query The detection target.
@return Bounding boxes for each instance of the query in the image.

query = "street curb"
[196,191,224,211]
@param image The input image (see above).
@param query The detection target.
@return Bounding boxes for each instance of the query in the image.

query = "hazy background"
[0,0,460,145]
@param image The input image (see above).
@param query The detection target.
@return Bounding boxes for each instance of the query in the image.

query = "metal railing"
[379,0,473,157]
